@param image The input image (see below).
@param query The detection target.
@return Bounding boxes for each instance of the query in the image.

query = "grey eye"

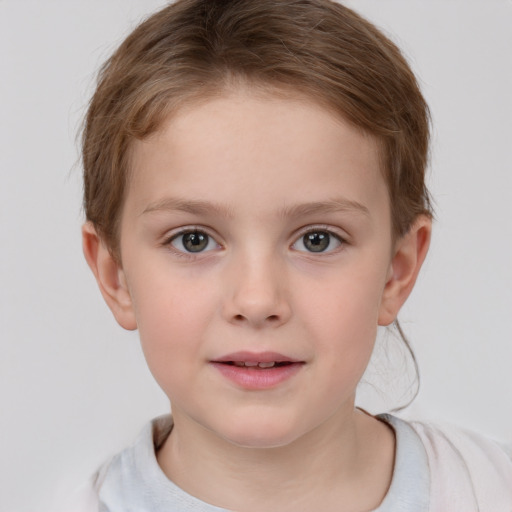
[292,230,342,253]
[304,231,329,252]
[171,231,217,253]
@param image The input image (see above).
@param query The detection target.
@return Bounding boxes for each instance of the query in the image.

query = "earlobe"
[378,215,432,326]
[82,222,137,331]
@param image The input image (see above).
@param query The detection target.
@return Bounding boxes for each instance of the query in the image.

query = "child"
[79,0,512,510]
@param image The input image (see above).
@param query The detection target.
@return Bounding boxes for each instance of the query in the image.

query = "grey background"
[1,1,511,510]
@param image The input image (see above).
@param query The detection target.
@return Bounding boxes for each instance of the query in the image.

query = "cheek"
[129,269,218,389]
[301,265,385,331]
[295,262,387,368]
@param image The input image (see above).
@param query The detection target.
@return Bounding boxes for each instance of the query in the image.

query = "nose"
[222,251,292,329]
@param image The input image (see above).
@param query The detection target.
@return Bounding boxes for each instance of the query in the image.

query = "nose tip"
[223,260,291,328]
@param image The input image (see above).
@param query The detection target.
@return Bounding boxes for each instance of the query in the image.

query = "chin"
[215,417,305,450]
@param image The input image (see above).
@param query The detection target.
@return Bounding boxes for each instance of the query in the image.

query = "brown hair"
[82,0,432,257]
[82,0,432,407]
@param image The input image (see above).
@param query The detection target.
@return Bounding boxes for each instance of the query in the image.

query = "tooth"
[244,361,258,367]
[234,361,245,367]
[258,362,276,368]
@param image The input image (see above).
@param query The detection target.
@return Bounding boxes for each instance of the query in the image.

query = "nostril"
[232,313,280,324]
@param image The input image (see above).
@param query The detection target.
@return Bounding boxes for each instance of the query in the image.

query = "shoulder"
[389,415,512,511]
[80,415,227,512]
[68,416,173,511]
[94,416,174,507]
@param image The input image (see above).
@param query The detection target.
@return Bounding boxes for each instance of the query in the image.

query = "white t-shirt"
[78,414,512,511]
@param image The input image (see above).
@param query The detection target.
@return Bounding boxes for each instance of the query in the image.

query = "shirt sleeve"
[410,421,512,512]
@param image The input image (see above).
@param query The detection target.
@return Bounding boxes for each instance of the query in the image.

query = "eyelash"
[162,225,347,258]
[163,227,220,258]
[291,226,346,254]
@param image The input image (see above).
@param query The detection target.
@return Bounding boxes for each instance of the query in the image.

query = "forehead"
[126,89,388,220]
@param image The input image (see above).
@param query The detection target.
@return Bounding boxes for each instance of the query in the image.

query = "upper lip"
[212,351,303,364]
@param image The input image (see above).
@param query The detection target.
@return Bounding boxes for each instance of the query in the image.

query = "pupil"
[183,232,208,252]
[304,231,329,252]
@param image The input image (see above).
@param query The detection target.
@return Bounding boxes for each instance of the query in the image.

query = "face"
[117,89,397,448]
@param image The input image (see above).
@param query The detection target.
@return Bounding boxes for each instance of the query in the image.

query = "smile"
[228,361,294,368]
[211,351,304,389]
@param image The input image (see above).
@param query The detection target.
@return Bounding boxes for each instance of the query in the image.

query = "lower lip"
[210,362,304,390]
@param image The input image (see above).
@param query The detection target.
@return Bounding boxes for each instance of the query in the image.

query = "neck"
[157,405,395,512]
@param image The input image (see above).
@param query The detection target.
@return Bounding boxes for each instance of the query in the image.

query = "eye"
[292,229,343,253]
[169,230,219,253]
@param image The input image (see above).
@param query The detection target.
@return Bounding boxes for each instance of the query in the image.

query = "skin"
[83,87,431,511]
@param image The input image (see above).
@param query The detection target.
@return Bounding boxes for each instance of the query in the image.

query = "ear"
[82,222,137,330]
[378,215,432,326]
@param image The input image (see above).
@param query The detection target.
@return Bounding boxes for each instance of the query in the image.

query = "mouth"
[221,361,297,369]
[210,352,305,389]
[212,351,303,367]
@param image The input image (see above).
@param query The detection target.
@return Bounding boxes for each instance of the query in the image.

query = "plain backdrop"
[1,1,511,510]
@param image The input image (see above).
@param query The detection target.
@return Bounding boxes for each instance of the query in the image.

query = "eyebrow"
[141,198,235,218]
[141,197,370,219]
[277,198,370,219]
